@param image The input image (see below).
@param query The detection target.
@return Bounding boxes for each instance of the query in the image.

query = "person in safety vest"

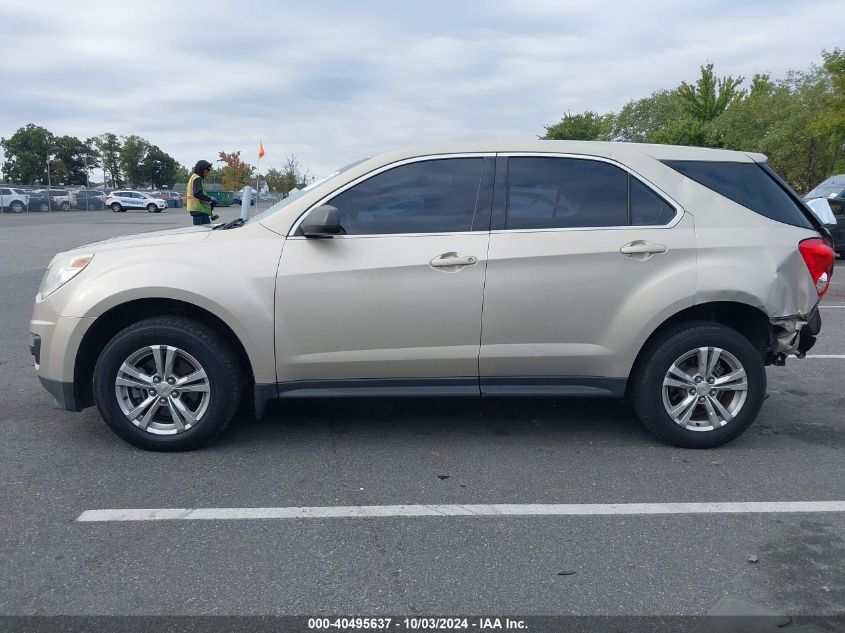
[186,160,219,225]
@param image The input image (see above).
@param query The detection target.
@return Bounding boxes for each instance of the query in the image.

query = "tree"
[95,133,123,187]
[120,135,150,187]
[610,90,684,143]
[0,124,56,184]
[713,63,844,192]
[53,135,99,185]
[264,168,286,193]
[676,63,745,125]
[542,111,613,141]
[216,150,253,190]
[174,164,190,185]
[266,154,310,193]
[672,64,745,147]
[142,145,178,188]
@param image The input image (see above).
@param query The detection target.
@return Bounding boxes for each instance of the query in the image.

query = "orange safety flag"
[258,141,265,159]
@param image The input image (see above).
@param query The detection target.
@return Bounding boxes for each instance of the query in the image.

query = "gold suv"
[30,141,835,450]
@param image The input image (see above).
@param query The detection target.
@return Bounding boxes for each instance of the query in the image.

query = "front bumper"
[30,295,94,411]
[37,376,79,411]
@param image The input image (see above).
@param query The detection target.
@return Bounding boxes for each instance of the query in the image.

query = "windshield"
[806,184,845,199]
[246,157,369,225]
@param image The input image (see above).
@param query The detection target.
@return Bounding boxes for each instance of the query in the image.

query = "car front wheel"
[629,322,766,448]
[147,203,157,213]
[93,316,243,450]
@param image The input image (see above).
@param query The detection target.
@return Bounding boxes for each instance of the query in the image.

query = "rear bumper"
[768,304,821,364]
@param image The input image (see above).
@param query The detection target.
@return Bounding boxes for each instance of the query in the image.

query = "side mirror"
[301,205,343,238]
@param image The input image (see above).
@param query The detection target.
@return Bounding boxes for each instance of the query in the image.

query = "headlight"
[38,253,94,299]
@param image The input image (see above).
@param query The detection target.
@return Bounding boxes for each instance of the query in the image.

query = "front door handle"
[430,252,478,271]
[620,240,667,259]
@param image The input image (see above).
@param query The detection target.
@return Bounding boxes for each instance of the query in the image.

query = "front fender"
[47,225,284,384]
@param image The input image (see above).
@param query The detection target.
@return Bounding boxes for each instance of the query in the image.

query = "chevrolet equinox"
[30,141,835,450]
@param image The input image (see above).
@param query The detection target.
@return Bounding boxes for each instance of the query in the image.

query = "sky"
[1,0,844,179]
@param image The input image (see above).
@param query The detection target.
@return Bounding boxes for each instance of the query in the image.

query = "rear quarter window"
[663,160,813,229]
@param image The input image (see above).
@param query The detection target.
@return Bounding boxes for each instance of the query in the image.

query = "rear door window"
[505,157,628,229]
[663,160,813,229]
[502,157,677,230]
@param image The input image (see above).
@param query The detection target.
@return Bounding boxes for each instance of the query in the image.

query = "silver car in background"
[30,141,835,450]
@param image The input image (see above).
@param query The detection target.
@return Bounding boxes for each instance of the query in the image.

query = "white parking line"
[76,501,845,522]
[807,355,845,359]
[820,306,845,308]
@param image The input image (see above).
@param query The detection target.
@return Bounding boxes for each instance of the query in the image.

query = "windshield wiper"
[213,218,245,230]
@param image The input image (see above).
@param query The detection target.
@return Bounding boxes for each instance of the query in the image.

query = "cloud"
[1,0,843,177]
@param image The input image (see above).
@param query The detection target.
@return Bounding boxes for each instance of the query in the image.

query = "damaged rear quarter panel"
[677,180,819,318]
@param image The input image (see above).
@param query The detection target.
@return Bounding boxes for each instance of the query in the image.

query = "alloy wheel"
[114,345,211,435]
[661,346,748,431]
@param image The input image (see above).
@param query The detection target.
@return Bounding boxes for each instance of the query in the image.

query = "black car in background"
[73,190,106,210]
[805,174,845,256]
[26,191,52,212]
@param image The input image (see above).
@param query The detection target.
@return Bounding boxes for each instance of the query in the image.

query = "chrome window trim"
[288,153,496,237]
[496,152,685,231]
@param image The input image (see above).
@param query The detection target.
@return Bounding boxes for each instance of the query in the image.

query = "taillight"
[799,237,835,298]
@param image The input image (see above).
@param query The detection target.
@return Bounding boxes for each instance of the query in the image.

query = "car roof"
[365,140,766,165]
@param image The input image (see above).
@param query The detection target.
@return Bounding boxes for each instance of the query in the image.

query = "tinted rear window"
[663,160,813,229]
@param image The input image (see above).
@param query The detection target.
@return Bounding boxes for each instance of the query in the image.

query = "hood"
[67,225,213,256]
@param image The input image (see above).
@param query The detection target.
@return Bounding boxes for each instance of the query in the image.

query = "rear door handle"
[430,252,478,271]
[620,240,667,259]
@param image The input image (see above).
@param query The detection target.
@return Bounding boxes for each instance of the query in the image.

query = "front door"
[274,156,494,395]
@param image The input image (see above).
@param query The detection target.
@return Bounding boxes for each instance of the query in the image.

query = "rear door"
[479,154,697,395]
[274,155,494,393]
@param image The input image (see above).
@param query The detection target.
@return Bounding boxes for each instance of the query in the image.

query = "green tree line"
[542,49,845,192]
[0,126,185,188]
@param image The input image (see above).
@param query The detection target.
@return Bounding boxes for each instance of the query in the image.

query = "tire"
[38,202,49,212]
[147,203,157,213]
[629,321,766,449]
[60,201,71,211]
[111,203,121,212]
[10,201,24,213]
[93,316,243,451]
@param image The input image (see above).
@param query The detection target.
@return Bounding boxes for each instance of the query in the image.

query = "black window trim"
[289,153,497,238]
[491,153,684,233]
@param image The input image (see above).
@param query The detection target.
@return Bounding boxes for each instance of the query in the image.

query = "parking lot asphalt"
[0,209,843,618]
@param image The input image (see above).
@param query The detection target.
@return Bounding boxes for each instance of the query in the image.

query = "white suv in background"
[0,187,29,213]
[106,191,168,213]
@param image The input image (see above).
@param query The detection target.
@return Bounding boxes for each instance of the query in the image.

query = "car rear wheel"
[10,201,24,213]
[93,316,243,451]
[38,202,49,212]
[111,203,121,212]
[629,321,765,448]
[60,202,71,211]
[147,203,157,213]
